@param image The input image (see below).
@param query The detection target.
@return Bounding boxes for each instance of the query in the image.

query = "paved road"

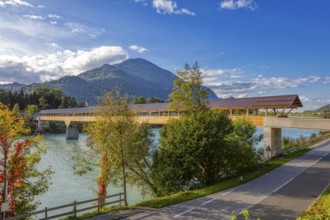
[124,139,330,220]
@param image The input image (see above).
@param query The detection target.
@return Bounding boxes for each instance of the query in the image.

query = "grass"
[63,143,320,219]
[62,206,136,220]
[137,148,311,208]
[298,185,330,220]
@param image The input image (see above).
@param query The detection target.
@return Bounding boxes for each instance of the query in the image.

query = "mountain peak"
[21,58,218,104]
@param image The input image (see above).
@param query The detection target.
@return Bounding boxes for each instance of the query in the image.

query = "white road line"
[174,208,194,218]
[311,152,329,166]
[201,198,216,206]
[222,189,234,196]
[273,178,294,193]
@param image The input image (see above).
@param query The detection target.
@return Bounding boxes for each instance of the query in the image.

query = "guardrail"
[6,192,125,220]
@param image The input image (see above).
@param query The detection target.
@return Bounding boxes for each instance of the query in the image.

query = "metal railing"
[5,192,125,220]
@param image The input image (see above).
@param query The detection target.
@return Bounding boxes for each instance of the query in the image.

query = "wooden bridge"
[37,94,330,159]
[38,94,303,127]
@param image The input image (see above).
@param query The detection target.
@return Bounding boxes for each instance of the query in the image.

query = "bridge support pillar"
[65,122,79,140]
[264,127,282,161]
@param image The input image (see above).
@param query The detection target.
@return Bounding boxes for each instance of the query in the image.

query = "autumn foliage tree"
[75,90,156,207]
[0,104,51,217]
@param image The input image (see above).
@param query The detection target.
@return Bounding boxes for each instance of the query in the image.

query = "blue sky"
[0,0,329,110]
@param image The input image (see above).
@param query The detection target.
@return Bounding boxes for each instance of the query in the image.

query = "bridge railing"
[6,192,124,220]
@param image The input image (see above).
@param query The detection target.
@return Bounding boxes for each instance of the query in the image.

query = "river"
[36,127,319,209]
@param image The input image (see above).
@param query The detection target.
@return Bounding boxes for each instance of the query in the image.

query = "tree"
[152,110,234,195]
[38,96,49,110]
[131,96,147,104]
[12,103,20,114]
[146,97,164,104]
[169,63,209,113]
[76,90,156,206]
[0,104,52,217]
[225,117,263,176]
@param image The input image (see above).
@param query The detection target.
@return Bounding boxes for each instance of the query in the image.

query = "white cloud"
[64,22,105,38]
[299,96,310,102]
[0,0,34,8]
[202,67,321,99]
[129,45,148,53]
[48,14,63,19]
[324,76,330,83]
[23,15,44,20]
[152,0,196,16]
[0,46,128,83]
[134,0,148,6]
[203,68,243,78]
[65,22,87,34]
[50,21,58,25]
[220,0,258,11]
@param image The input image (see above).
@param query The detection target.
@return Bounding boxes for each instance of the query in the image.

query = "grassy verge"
[65,140,325,219]
[298,185,330,220]
[62,206,136,220]
[137,148,311,208]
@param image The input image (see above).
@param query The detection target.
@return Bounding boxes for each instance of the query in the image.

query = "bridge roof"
[39,94,302,114]
[209,94,303,109]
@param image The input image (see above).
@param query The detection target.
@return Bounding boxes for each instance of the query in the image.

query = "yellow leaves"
[0,103,30,140]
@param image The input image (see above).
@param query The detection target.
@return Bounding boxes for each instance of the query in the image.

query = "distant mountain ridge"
[316,104,330,112]
[0,82,25,92]
[0,58,218,104]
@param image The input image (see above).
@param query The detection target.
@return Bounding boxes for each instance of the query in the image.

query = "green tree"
[76,90,156,206]
[25,105,39,131]
[131,96,147,104]
[146,97,164,103]
[169,63,209,113]
[152,110,233,195]
[38,96,49,110]
[12,103,20,114]
[60,96,68,108]
[0,104,52,216]
[225,117,263,176]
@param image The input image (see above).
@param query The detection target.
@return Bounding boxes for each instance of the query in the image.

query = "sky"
[0,0,329,110]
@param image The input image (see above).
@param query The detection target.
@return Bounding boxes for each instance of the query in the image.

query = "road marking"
[311,152,329,166]
[222,189,234,196]
[174,208,194,218]
[273,178,294,192]
[201,198,216,206]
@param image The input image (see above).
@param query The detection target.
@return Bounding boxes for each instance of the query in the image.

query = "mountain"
[316,104,330,112]
[22,58,218,104]
[0,82,25,92]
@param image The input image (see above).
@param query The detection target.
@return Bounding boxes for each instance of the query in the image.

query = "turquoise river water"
[35,127,320,210]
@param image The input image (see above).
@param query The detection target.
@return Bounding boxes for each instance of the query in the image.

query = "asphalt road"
[124,139,330,220]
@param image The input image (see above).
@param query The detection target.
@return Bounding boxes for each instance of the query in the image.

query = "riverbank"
[67,138,330,220]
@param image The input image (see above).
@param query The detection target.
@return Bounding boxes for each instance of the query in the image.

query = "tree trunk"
[121,146,128,206]
[97,155,107,207]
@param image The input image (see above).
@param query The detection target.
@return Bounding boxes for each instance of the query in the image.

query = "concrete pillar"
[264,127,282,160]
[65,121,79,140]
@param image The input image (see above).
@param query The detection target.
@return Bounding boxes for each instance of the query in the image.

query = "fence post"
[45,207,48,219]
[97,197,100,212]
[119,193,122,207]
[73,201,77,218]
